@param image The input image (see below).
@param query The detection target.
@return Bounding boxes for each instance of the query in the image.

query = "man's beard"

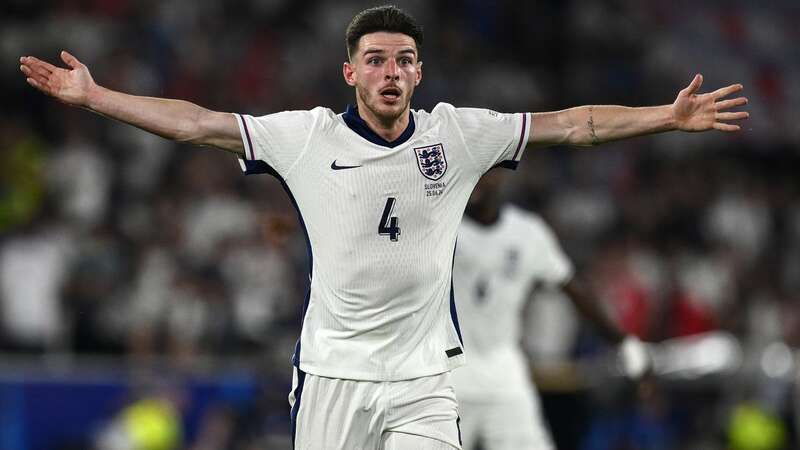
[359,87,409,123]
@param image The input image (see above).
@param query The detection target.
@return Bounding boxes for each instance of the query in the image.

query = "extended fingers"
[25,77,45,91]
[24,75,55,96]
[713,94,748,132]
[715,97,748,111]
[713,122,741,132]
[716,111,749,121]
[60,50,83,69]
[712,83,744,99]
[713,94,748,131]
[20,56,57,73]
[20,64,54,95]
[21,61,52,81]
[682,74,703,96]
[19,66,50,89]
[20,65,48,89]
[20,56,59,90]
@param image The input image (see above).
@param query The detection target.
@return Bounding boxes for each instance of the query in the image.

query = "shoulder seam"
[283,107,328,179]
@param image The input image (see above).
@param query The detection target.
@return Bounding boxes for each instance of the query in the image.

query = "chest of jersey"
[287,124,476,245]
[281,120,481,304]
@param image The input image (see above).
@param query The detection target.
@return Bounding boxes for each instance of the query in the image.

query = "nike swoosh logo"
[331,160,362,170]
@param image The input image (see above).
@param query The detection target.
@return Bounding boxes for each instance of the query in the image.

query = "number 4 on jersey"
[378,197,401,241]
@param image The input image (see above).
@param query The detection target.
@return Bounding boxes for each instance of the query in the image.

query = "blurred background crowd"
[1,1,798,449]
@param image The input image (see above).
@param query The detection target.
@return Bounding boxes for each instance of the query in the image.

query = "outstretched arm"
[529,74,749,148]
[20,51,243,155]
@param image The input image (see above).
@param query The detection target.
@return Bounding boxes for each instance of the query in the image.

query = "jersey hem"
[297,357,465,382]
[384,429,462,450]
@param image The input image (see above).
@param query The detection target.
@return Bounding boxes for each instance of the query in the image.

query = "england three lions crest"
[413,143,448,181]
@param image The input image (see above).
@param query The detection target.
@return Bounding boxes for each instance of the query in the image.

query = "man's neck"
[355,100,410,143]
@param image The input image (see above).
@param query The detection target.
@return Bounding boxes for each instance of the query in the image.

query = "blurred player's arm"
[562,276,650,378]
[561,276,624,345]
[20,51,243,155]
[528,74,748,148]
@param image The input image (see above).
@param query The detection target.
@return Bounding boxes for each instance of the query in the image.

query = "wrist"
[84,83,104,110]
[663,104,678,131]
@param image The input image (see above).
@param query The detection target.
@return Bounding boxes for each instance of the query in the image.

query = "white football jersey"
[451,205,573,398]
[234,103,531,381]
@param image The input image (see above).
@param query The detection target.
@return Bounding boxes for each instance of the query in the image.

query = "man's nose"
[384,60,400,81]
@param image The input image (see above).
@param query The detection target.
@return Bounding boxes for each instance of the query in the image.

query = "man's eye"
[368,57,381,65]
[400,58,412,65]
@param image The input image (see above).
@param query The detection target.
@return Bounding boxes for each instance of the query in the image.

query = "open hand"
[20,51,95,107]
[672,74,749,132]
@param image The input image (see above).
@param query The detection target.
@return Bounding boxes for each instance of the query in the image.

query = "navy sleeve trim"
[511,112,527,162]
[235,113,256,161]
[239,159,278,176]
[493,160,519,171]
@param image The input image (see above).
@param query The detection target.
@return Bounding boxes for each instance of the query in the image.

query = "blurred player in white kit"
[452,170,650,450]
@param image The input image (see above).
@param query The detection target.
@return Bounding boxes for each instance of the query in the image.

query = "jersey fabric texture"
[234,103,531,381]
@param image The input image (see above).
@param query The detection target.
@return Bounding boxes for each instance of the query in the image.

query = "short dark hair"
[345,5,423,60]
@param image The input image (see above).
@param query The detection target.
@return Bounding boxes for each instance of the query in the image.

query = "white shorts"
[457,392,554,450]
[290,369,462,450]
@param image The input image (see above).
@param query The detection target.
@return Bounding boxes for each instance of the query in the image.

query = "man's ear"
[415,61,422,86]
[343,61,357,87]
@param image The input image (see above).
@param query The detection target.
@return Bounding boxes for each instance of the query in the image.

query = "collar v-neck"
[342,104,415,148]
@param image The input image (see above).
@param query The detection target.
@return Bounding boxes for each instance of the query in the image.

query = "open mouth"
[379,87,401,101]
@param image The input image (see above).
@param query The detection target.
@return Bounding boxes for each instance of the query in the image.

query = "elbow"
[557,109,596,147]
[165,116,202,145]
[565,106,601,147]
[563,126,596,147]
[182,109,215,146]
[533,110,598,148]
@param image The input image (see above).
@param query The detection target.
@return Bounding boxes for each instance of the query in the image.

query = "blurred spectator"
[62,219,132,354]
[0,205,74,352]
[220,211,302,349]
[46,124,112,231]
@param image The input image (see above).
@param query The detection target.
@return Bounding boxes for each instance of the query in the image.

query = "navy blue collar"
[342,104,415,148]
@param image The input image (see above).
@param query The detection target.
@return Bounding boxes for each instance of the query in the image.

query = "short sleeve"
[530,217,574,286]
[454,107,531,173]
[233,109,318,177]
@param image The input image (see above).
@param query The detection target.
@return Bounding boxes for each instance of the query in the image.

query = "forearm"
[532,104,676,148]
[86,85,242,152]
[562,277,625,344]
